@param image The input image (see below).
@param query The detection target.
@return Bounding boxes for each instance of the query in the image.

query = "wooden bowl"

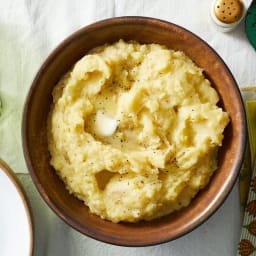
[22,16,246,246]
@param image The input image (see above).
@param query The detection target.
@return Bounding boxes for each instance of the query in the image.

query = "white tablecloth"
[0,0,255,255]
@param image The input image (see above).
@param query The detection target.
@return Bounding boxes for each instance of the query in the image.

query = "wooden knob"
[214,0,244,23]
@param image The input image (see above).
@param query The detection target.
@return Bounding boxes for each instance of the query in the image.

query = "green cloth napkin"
[0,92,27,173]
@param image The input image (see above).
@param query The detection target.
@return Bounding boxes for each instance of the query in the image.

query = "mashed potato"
[47,40,229,223]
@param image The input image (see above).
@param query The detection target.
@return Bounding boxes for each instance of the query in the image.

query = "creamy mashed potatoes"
[47,40,229,223]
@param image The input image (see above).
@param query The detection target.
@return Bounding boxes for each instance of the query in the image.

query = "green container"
[245,0,256,50]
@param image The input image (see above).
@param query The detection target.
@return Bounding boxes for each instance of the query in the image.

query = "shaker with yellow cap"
[210,0,246,32]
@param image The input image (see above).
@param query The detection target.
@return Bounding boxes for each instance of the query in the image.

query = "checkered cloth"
[238,88,256,256]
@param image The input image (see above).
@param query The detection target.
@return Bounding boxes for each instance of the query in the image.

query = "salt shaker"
[210,0,246,32]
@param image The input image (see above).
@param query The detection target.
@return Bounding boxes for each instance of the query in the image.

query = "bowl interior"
[22,17,246,246]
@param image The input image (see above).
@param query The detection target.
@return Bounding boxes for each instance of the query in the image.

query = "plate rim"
[0,159,34,256]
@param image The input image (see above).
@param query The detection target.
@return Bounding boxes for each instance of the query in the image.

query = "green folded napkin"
[0,92,27,173]
[0,97,2,115]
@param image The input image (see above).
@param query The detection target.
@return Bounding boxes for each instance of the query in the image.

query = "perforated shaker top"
[214,0,244,23]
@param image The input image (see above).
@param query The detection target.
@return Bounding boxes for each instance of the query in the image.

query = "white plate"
[0,160,33,256]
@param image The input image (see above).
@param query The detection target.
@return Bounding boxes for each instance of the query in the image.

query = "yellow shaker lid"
[214,0,244,24]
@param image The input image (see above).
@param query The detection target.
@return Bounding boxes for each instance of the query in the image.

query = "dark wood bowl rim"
[22,16,247,246]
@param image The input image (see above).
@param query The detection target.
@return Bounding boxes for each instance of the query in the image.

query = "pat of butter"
[95,111,117,136]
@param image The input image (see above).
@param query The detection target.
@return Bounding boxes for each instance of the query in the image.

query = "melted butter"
[94,111,117,137]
